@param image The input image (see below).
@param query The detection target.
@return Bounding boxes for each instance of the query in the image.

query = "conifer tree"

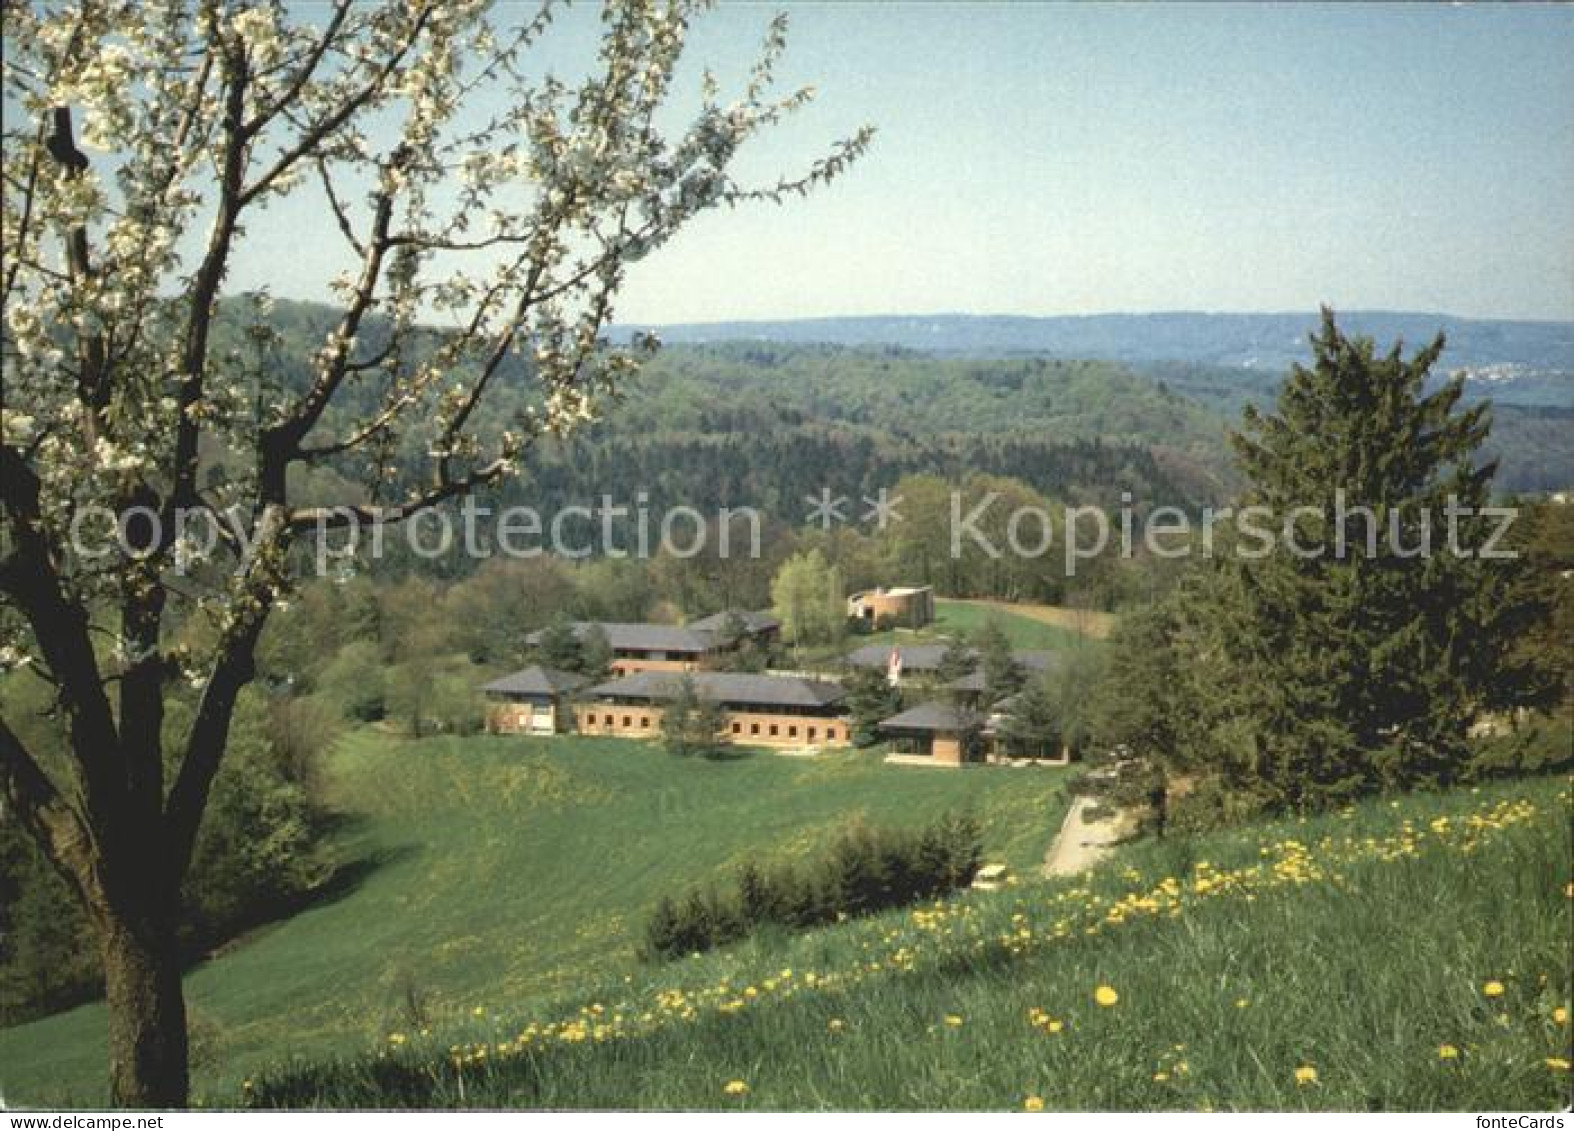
[996,677,1060,760]
[578,625,614,680]
[1077,601,1193,832]
[843,664,902,746]
[1202,309,1550,806]
[936,636,977,686]
[975,620,1025,702]
[534,617,586,674]
[659,676,725,758]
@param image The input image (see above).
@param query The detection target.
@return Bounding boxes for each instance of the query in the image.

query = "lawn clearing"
[945,598,1116,641]
[0,731,1068,1106]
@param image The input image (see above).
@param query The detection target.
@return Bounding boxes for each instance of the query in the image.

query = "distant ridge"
[612,311,1574,374]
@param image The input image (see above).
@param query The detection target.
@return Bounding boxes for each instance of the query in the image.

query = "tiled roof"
[945,651,1063,691]
[846,643,1060,675]
[945,669,990,693]
[1012,650,1061,672]
[481,665,590,696]
[843,643,957,671]
[685,609,781,635]
[876,701,986,732]
[582,671,846,709]
[525,621,714,653]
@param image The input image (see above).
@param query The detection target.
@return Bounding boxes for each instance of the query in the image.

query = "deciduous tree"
[770,548,845,649]
[0,0,866,1104]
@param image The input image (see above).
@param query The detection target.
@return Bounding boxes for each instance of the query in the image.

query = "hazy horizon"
[617,306,1574,328]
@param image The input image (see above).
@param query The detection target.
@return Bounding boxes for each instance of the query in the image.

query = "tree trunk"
[102,912,189,1107]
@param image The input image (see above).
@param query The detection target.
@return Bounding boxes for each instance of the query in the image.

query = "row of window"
[578,711,841,743]
[588,713,654,729]
[727,720,841,742]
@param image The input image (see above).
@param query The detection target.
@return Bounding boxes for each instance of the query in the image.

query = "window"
[622,716,631,727]
[788,725,798,738]
[604,713,614,726]
[769,724,778,737]
[641,716,650,728]
[808,726,817,740]
[827,726,839,740]
[750,722,760,735]
[731,722,741,734]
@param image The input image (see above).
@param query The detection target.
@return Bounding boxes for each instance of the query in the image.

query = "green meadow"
[796,598,1095,667]
[0,732,1070,1107]
[927,599,1092,650]
[2,592,1567,1110]
[243,775,1574,1111]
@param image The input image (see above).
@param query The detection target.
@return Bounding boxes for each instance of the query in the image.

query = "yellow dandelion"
[723,1080,749,1096]
[828,1018,845,1033]
[1482,980,1506,998]
[1294,1065,1318,1086]
[1153,1072,1170,1083]
[1547,1058,1571,1072]
[1045,1019,1064,1034]
[1023,1095,1045,1112]
[1437,1044,1459,1060]
[1235,998,1250,1009]
[1094,985,1119,1007]
[1553,1007,1569,1026]
[944,1014,964,1027]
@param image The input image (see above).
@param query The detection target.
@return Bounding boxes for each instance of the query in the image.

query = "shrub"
[641,811,982,960]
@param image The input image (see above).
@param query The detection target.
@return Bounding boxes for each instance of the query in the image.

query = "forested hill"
[538,341,1567,498]
[239,302,1233,511]
[245,301,1571,505]
[518,350,1227,517]
[614,310,1574,378]
[603,346,1225,452]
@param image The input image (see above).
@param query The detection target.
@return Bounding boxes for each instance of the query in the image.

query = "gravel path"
[1042,795,1126,877]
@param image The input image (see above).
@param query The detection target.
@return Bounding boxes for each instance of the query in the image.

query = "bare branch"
[315,157,365,257]
[267,181,397,454]
[0,714,102,914]
[287,455,516,532]
[0,445,125,831]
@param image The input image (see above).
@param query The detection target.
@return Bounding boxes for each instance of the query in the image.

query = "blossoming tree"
[0,0,869,1105]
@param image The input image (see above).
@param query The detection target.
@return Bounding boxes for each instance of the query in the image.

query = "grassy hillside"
[0,733,1069,1106]
[943,598,1116,641]
[794,599,1098,671]
[925,599,1092,649]
[242,776,1572,1111]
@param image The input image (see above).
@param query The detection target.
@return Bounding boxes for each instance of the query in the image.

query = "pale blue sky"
[244,1,1574,323]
